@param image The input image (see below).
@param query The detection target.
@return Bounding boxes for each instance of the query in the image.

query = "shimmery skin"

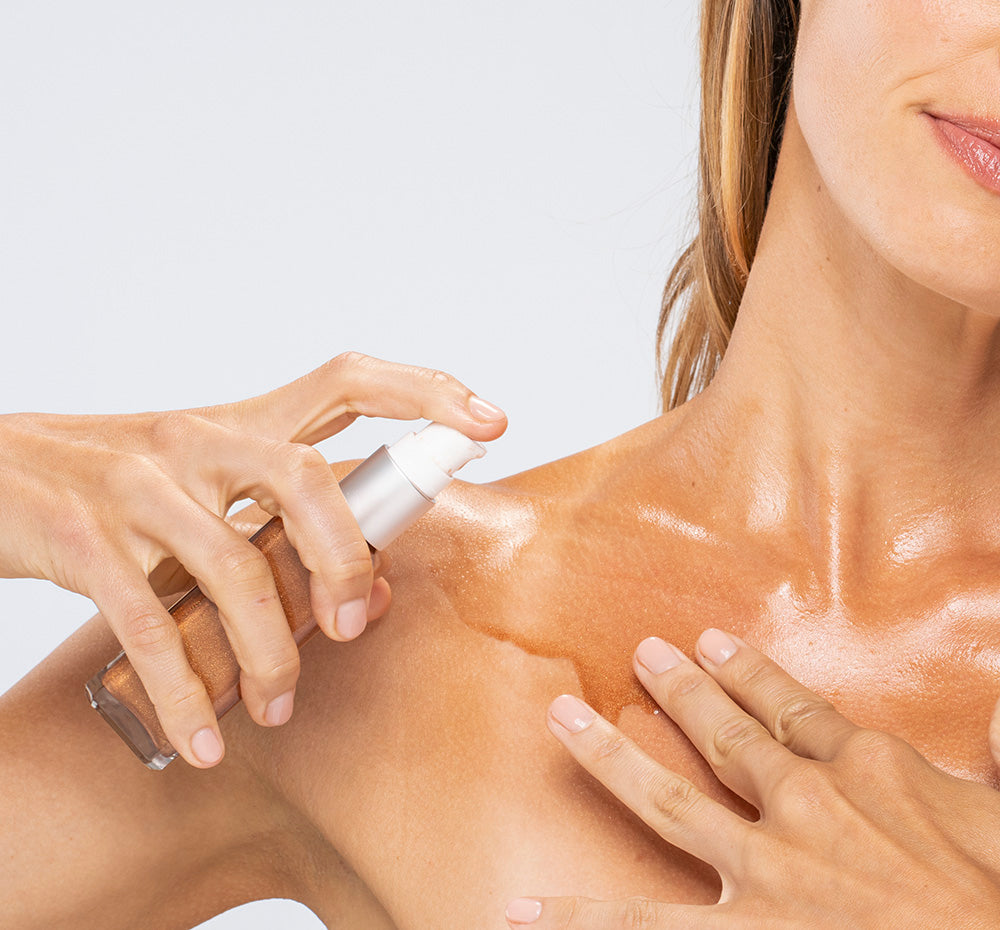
[97,423,1000,793]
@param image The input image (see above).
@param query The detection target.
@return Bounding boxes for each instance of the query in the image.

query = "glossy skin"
[0,353,507,769]
[4,0,1000,926]
[526,632,1000,928]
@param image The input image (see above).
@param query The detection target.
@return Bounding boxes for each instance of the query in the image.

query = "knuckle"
[707,717,761,769]
[327,352,372,405]
[838,728,912,768]
[620,897,659,930]
[218,545,272,588]
[282,443,332,488]
[327,552,375,588]
[666,667,711,702]
[772,696,835,746]
[590,731,632,765]
[727,657,774,695]
[247,649,301,690]
[121,611,175,655]
[105,450,154,488]
[773,762,839,819]
[648,774,701,828]
[54,513,105,564]
[148,410,196,447]
[332,350,369,373]
[155,676,208,719]
[422,366,458,392]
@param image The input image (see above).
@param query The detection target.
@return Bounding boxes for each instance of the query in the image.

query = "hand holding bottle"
[0,352,506,768]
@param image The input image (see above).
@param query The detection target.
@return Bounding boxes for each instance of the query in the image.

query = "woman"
[4,0,1000,927]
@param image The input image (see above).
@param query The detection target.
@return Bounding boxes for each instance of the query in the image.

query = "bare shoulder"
[228,419,726,927]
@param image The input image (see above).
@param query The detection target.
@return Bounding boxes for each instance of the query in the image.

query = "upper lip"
[926,111,1000,149]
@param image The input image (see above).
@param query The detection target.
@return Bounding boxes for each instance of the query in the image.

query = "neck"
[668,101,1000,605]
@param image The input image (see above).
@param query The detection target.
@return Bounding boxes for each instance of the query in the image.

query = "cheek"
[792,0,1000,311]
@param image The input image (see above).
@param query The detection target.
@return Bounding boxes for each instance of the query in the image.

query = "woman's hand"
[0,352,506,767]
[507,630,1000,928]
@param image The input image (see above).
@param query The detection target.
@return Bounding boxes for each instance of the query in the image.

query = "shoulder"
[225,413,731,922]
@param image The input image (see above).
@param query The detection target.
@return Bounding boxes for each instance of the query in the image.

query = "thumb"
[197,352,507,446]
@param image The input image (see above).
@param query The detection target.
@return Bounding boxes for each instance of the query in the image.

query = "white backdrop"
[0,1,699,926]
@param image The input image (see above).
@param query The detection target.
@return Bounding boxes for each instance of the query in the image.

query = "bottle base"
[85,673,177,771]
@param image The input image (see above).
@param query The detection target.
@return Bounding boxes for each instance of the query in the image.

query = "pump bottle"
[85,422,485,769]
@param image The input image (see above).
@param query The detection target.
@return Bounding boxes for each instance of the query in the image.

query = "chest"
[463,532,1000,786]
[278,538,1000,928]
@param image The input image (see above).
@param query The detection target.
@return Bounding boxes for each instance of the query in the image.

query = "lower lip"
[924,113,1000,196]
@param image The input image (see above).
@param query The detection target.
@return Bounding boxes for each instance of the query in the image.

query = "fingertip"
[696,628,740,666]
[367,577,392,621]
[264,689,295,726]
[463,396,509,440]
[548,693,596,734]
[334,596,368,640]
[189,727,224,767]
[634,636,684,676]
[468,394,506,422]
[505,897,542,925]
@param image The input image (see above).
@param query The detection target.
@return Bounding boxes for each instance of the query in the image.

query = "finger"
[505,895,725,929]
[307,574,391,635]
[546,694,750,876]
[137,490,301,729]
[93,559,224,768]
[262,443,375,640]
[633,637,800,809]
[206,438,376,642]
[694,628,858,762]
[367,576,392,621]
[199,351,508,446]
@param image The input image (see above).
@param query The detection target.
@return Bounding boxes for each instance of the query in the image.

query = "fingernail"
[468,395,506,420]
[635,636,684,675]
[265,690,295,726]
[335,597,368,639]
[506,898,543,924]
[549,694,595,733]
[699,628,739,665]
[191,727,223,765]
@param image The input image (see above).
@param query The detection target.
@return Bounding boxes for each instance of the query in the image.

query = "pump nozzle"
[338,422,486,550]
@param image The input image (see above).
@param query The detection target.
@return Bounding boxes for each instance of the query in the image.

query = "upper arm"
[0,613,298,930]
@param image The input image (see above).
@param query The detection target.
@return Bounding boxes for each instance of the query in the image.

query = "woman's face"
[791,0,1000,315]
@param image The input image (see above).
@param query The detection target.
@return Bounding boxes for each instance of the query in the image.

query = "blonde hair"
[658,0,799,410]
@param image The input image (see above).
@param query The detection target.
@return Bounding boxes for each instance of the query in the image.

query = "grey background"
[0,1,699,925]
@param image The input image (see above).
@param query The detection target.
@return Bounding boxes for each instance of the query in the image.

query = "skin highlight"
[3,0,1000,926]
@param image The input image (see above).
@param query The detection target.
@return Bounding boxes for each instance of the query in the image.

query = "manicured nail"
[468,395,506,420]
[635,636,684,674]
[335,597,368,639]
[265,690,295,726]
[191,727,223,765]
[699,628,739,665]
[549,694,596,733]
[506,898,543,924]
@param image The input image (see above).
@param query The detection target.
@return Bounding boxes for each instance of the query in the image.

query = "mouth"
[921,110,1000,196]
[925,111,1000,149]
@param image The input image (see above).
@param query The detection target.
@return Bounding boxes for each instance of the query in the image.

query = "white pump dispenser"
[339,422,486,550]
